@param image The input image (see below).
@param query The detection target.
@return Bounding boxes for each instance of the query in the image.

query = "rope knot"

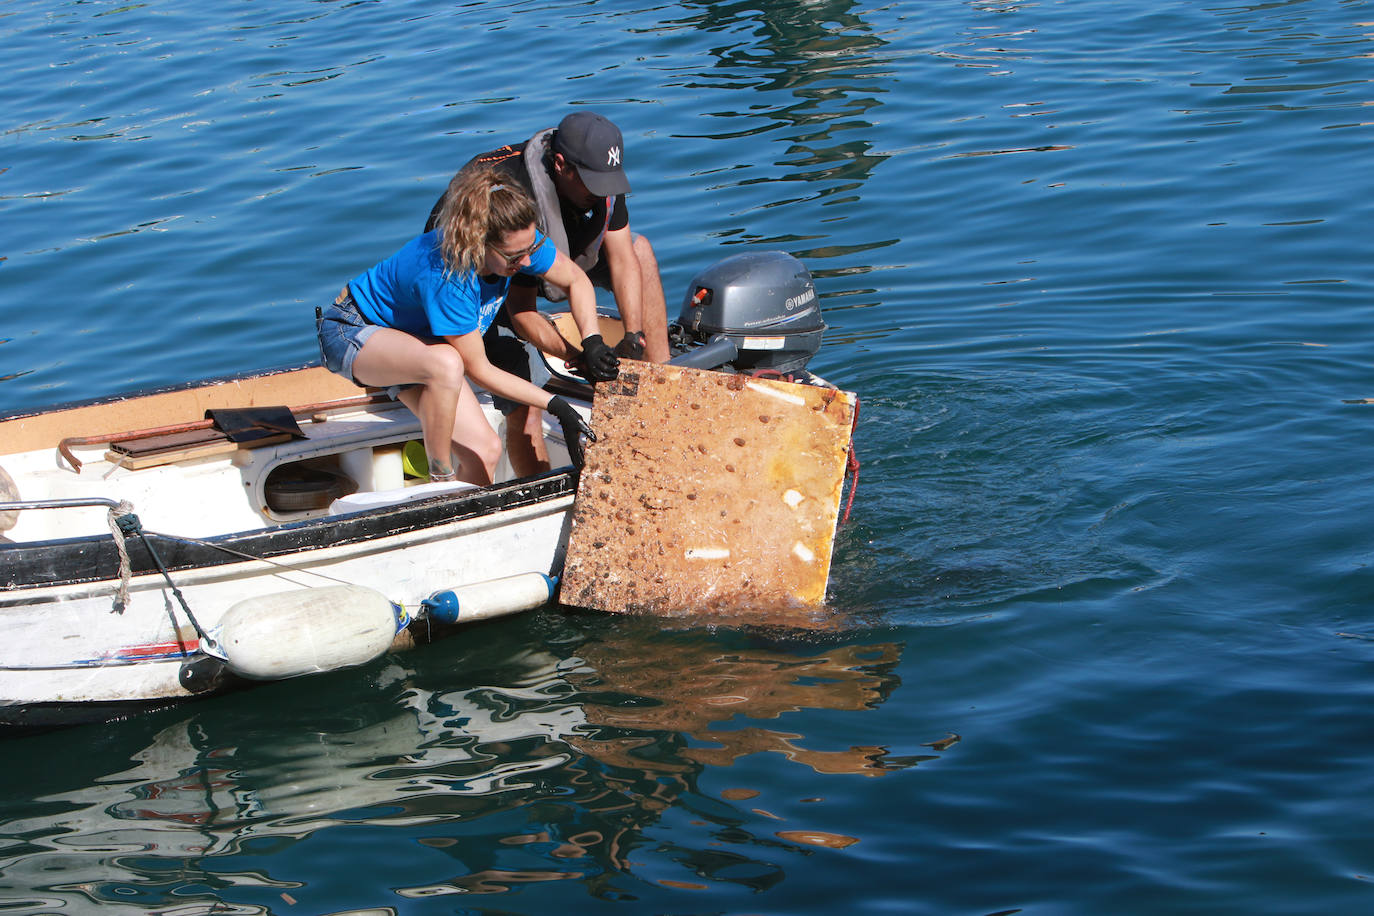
[106,501,137,614]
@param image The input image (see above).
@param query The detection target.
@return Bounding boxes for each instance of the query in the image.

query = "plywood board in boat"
[560,361,856,616]
[0,365,363,456]
[104,429,293,469]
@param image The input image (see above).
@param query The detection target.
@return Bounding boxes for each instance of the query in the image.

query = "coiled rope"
[106,501,135,613]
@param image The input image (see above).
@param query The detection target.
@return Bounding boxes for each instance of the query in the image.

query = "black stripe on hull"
[1,470,575,593]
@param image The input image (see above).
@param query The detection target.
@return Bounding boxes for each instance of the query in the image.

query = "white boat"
[0,251,833,730]
[0,362,583,729]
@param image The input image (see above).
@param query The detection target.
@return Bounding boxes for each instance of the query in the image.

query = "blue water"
[4,0,1374,912]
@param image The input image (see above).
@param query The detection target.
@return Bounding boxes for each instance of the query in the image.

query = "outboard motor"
[669,251,826,376]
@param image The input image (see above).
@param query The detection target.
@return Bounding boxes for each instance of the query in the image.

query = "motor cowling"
[675,251,825,373]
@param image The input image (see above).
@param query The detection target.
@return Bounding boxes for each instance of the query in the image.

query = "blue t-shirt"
[348,229,555,337]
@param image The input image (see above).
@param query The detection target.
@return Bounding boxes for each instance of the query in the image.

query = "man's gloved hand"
[546,396,596,469]
[579,334,620,382]
[613,330,645,360]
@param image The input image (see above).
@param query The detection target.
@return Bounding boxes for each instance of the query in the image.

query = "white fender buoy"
[211,584,405,680]
[0,463,19,532]
[421,573,557,624]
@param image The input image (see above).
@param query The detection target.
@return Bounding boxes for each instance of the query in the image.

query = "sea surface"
[3,0,1374,913]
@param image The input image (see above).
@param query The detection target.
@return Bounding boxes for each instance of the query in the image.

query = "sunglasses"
[491,236,544,269]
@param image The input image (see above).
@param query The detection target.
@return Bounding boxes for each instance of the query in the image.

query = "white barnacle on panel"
[685,547,731,560]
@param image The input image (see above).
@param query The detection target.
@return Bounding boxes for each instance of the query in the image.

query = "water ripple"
[5,0,1374,912]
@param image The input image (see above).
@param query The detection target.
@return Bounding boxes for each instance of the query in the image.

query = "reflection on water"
[566,633,905,775]
[4,0,1374,911]
[0,618,917,910]
[664,0,896,260]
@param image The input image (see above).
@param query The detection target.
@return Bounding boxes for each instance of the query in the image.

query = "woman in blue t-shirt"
[318,166,619,483]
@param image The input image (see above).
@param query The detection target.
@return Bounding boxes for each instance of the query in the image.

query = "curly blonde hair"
[433,166,538,274]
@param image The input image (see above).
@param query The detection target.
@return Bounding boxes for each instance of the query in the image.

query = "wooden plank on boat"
[105,428,291,469]
[559,361,856,616]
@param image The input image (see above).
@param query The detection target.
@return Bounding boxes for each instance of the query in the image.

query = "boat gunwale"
[1,469,576,592]
[0,362,338,426]
[0,362,371,458]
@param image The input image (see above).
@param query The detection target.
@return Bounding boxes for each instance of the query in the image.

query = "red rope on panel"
[841,396,860,525]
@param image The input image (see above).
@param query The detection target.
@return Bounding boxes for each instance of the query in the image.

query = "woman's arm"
[446,331,555,410]
[445,329,596,468]
[504,284,581,363]
[538,251,618,381]
[540,250,602,344]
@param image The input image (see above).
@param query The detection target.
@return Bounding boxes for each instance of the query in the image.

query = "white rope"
[107,500,135,613]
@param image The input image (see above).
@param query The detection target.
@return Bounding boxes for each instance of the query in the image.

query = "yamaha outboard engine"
[670,251,826,376]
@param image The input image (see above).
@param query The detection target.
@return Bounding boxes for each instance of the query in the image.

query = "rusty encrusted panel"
[560,361,856,616]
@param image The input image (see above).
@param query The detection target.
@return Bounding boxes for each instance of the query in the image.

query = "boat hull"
[0,470,575,725]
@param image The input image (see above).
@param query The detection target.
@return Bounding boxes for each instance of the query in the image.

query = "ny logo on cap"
[607,146,621,167]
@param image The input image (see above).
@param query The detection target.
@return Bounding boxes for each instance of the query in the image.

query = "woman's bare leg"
[352,329,466,478]
[398,373,502,484]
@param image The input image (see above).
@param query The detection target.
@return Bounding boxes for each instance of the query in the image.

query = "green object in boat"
[402,440,428,478]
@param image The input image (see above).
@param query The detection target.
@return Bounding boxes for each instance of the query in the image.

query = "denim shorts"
[317,288,379,383]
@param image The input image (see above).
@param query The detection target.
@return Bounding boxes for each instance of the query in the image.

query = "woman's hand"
[543,251,613,370]
[580,334,619,382]
[546,396,595,469]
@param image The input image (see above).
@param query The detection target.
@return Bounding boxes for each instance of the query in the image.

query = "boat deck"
[0,365,570,545]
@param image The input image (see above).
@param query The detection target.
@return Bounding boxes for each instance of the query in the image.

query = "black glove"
[579,334,620,382]
[546,396,596,469]
[614,330,645,360]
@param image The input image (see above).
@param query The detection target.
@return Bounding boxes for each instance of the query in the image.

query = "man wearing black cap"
[425,111,671,474]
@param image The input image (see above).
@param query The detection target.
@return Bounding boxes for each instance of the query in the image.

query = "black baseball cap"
[553,111,631,197]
